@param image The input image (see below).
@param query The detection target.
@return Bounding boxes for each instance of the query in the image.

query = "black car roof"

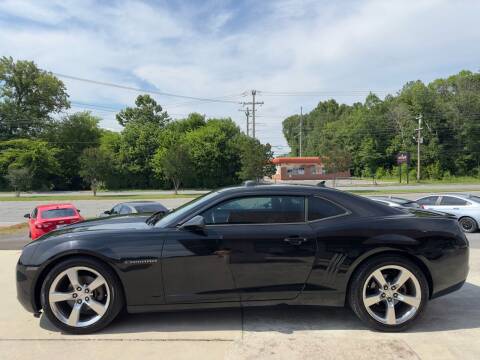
[217,183,330,194]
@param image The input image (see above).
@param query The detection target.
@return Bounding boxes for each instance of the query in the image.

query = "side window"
[440,196,468,206]
[119,205,132,215]
[417,196,439,206]
[111,205,121,215]
[201,196,305,225]
[308,196,347,221]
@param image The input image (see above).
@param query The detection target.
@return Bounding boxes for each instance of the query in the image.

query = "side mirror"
[104,210,111,215]
[179,215,206,232]
[77,209,81,213]
[24,213,30,219]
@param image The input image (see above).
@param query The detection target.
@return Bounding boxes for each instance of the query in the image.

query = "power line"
[53,72,240,104]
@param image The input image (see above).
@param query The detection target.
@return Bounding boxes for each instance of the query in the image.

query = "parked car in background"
[25,204,84,240]
[368,196,421,209]
[99,201,168,217]
[416,193,480,233]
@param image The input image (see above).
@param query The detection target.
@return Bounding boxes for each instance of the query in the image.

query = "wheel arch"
[344,249,434,305]
[33,251,126,312]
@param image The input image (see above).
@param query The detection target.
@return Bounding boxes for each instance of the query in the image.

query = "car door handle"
[284,237,307,245]
[452,208,460,210]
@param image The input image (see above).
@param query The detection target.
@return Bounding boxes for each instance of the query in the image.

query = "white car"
[416,193,480,233]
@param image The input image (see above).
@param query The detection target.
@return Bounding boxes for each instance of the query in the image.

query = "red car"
[24,203,84,240]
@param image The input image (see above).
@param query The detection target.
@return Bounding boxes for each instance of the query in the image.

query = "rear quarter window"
[41,208,76,219]
[308,196,347,221]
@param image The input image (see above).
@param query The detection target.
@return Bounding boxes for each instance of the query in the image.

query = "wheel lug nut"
[393,293,398,298]
[85,297,89,302]
[85,289,89,293]
[76,299,82,304]
[383,285,388,290]
[76,287,82,291]
[381,293,386,298]
[72,293,77,298]
[391,286,396,291]
[387,297,392,302]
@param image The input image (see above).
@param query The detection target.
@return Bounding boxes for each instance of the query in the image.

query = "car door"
[417,196,440,210]
[161,225,239,304]
[199,195,316,302]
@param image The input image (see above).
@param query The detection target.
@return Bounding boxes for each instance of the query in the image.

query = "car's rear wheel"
[40,257,123,334]
[459,217,478,233]
[348,255,428,332]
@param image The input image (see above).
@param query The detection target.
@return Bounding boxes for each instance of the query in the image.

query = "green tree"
[183,118,242,188]
[152,144,192,194]
[321,144,351,187]
[78,147,112,196]
[44,111,102,189]
[116,94,170,127]
[0,57,70,140]
[0,139,60,190]
[236,136,275,181]
[5,167,33,197]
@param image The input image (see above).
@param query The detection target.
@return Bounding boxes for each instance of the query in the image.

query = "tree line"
[0,57,275,195]
[283,70,480,181]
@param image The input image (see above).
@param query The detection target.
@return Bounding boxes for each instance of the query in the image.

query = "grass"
[0,193,200,202]
[0,222,28,234]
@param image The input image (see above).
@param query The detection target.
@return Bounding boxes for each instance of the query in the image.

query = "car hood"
[35,214,151,241]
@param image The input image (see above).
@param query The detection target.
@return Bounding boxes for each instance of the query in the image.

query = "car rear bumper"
[16,261,41,314]
[429,246,469,299]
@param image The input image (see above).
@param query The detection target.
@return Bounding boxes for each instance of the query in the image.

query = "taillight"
[35,222,54,229]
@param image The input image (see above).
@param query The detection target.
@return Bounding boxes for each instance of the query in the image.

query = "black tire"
[40,256,124,334]
[348,255,429,332]
[458,217,478,233]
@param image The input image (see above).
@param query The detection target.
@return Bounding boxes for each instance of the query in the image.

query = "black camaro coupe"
[16,184,469,334]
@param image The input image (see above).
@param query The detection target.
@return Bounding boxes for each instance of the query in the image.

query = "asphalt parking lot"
[0,235,479,359]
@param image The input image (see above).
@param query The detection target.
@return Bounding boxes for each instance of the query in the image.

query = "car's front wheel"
[349,255,428,332]
[40,257,123,334]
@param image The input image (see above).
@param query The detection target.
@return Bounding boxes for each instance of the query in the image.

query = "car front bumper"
[16,260,41,314]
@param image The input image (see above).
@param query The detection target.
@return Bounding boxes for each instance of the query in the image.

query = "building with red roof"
[271,156,350,181]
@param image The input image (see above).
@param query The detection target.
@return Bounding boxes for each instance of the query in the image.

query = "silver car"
[416,193,480,233]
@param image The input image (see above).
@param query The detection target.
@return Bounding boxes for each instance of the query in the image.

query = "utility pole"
[241,90,263,138]
[299,106,303,157]
[238,107,251,136]
[416,114,423,181]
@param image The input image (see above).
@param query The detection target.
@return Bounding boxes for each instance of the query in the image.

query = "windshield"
[154,191,220,227]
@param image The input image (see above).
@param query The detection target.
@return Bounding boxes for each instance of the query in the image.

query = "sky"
[1,0,479,153]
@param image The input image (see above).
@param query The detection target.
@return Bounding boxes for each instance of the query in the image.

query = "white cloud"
[0,0,479,149]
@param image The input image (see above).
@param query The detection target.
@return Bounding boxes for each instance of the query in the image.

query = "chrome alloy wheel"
[362,265,421,326]
[48,266,110,328]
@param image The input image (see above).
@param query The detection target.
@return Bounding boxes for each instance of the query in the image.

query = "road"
[0,247,479,359]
